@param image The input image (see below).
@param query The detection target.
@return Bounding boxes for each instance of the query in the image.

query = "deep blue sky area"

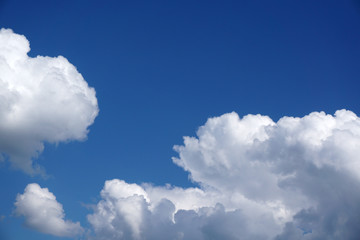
[1,1,360,239]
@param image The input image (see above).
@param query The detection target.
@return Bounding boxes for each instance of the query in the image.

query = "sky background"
[1,0,360,239]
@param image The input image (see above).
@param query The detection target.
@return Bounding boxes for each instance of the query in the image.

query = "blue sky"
[1,1,360,239]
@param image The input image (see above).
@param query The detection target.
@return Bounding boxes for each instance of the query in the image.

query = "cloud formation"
[172,110,360,239]
[15,110,360,239]
[87,110,360,240]
[87,179,279,240]
[14,183,83,237]
[0,28,98,175]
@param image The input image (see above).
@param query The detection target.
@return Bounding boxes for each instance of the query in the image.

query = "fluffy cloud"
[0,28,98,175]
[87,180,150,240]
[87,180,278,240]
[87,110,360,240]
[14,110,360,239]
[14,183,83,237]
[173,110,360,239]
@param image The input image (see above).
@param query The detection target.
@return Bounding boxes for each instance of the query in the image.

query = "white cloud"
[14,183,83,237]
[14,110,360,239]
[88,180,279,240]
[87,110,360,240]
[0,28,98,175]
[87,180,150,240]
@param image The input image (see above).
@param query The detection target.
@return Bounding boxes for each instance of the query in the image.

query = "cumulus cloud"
[0,28,98,175]
[14,110,360,239]
[87,180,278,240]
[14,183,83,237]
[86,110,360,240]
